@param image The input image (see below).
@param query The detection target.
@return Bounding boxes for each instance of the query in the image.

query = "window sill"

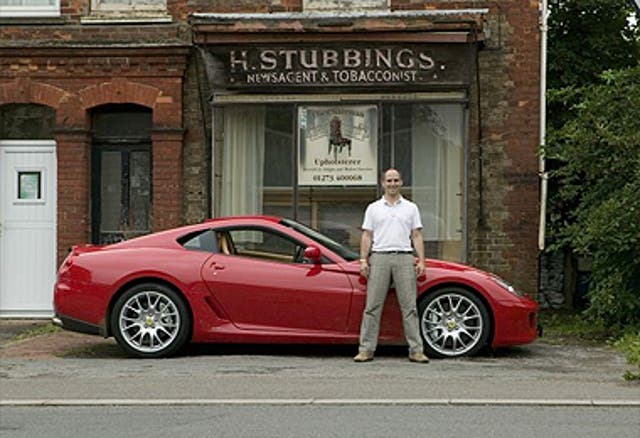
[81,13,172,25]
[0,16,66,25]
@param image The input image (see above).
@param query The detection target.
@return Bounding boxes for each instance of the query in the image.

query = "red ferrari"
[53,216,538,359]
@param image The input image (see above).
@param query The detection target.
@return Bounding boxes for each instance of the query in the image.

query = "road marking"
[2,399,639,407]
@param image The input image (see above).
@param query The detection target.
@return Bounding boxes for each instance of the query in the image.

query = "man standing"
[354,168,429,363]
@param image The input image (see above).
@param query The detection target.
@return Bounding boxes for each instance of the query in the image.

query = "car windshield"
[280,218,359,261]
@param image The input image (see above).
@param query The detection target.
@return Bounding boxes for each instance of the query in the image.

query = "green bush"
[547,66,640,328]
[613,331,640,381]
[538,310,612,344]
[540,310,640,381]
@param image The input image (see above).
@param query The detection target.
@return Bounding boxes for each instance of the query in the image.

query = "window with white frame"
[91,0,166,15]
[0,0,60,18]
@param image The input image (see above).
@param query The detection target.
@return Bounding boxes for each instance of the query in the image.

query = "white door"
[0,140,57,317]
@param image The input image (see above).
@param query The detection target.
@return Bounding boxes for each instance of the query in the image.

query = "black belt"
[372,250,413,254]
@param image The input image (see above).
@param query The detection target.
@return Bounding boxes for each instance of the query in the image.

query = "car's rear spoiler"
[68,244,105,255]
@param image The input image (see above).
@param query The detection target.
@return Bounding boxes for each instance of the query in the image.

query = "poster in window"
[298,105,378,186]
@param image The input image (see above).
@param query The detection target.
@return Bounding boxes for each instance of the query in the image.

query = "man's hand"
[415,259,425,277]
[360,229,373,279]
[411,228,426,277]
[360,259,369,278]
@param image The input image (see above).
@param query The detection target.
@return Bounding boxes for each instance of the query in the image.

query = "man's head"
[381,168,403,197]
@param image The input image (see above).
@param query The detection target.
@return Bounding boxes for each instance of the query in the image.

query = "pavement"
[1,318,639,407]
[0,319,114,360]
[0,319,47,343]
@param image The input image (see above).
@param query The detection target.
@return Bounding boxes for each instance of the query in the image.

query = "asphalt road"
[1,323,639,437]
[2,405,639,438]
[1,338,639,403]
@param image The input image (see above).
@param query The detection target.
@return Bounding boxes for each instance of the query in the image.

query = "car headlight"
[490,275,522,296]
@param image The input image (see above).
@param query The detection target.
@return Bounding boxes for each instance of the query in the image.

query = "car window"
[280,218,359,261]
[179,229,218,253]
[225,228,309,264]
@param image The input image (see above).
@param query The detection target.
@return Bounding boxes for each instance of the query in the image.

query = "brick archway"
[78,79,161,117]
[0,79,84,265]
[79,79,183,237]
[0,78,68,109]
[1,77,183,263]
[0,78,88,131]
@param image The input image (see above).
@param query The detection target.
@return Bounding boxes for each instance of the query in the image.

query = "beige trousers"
[358,252,424,354]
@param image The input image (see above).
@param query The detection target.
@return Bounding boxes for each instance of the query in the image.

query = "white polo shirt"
[362,196,422,252]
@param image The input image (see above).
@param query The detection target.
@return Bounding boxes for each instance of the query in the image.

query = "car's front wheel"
[111,283,190,358]
[418,288,490,358]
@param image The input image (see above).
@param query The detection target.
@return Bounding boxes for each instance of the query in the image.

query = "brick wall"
[466,1,541,294]
[181,51,211,225]
[0,46,189,265]
[1,0,541,293]
[185,0,541,293]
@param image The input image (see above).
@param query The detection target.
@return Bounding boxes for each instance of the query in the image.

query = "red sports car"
[53,216,539,359]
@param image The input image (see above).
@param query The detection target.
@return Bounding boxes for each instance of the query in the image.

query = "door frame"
[0,139,57,318]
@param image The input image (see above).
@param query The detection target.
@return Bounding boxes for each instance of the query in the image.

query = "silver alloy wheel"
[118,290,181,354]
[420,292,484,357]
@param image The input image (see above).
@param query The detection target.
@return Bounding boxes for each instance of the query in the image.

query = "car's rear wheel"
[111,283,190,358]
[418,288,490,358]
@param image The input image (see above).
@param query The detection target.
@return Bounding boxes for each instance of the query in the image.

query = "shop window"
[220,104,295,219]
[0,0,59,17]
[91,104,152,244]
[297,104,379,249]
[217,101,465,261]
[383,104,464,261]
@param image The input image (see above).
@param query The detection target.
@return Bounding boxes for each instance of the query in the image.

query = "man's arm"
[412,228,426,276]
[360,229,372,277]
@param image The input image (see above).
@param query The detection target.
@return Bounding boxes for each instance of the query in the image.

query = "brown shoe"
[353,351,374,362]
[408,352,430,363]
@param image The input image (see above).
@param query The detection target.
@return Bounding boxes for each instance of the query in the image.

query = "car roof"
[204,215,282,224]
[109,216,285,249]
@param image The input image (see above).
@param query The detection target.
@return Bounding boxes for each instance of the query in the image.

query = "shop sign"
[298,105,378,186]
[205,44,469,88]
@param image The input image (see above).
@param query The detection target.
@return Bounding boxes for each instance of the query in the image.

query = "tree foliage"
[547,0,640,130]
[545,0,640,326]
[548,0,640,90]
[546,67,640,326]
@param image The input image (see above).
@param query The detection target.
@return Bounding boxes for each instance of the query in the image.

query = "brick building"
[0,0,541,316]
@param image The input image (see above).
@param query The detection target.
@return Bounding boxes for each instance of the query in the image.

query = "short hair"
[381,168,403,181]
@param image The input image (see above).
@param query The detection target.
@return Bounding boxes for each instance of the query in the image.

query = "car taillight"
[58,248,76,276]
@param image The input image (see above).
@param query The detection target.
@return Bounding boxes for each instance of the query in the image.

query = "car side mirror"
[304,245,321,263]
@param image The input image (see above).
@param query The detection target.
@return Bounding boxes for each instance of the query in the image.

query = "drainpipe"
[538,0,549,251]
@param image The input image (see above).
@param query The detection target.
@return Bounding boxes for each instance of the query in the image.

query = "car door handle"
[210,262,225,270]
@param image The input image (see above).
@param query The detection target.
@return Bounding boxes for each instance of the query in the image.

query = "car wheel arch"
[418,283,496,353]
[106,277,193,340]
